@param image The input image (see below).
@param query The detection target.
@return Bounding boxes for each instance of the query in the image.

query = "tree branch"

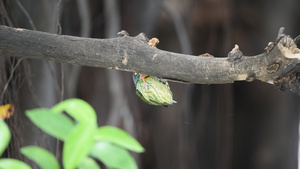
[1,25,300,93]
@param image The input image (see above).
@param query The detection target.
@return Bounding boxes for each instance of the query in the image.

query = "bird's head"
[133,73,141,86]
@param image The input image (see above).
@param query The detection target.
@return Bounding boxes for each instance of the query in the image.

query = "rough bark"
[0,25,300,93]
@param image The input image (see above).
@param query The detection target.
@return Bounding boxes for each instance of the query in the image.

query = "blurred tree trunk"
[8,1,61,168]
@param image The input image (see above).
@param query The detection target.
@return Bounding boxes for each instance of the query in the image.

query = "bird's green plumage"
[133,73,177,106]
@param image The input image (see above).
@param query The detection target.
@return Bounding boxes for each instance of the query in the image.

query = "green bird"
[133,73,177,106]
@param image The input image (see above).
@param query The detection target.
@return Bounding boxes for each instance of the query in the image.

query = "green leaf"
[0,159,31,169]
[78,157,101,169]
[21,146,60,169]
[51,98,96,123]
[26,108,74,141]
[91,142,137,169]
[94,126,144,153]
[63,122,96,169]
[0,119,10,156]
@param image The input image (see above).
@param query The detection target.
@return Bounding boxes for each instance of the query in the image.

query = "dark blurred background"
[1,0,300,169]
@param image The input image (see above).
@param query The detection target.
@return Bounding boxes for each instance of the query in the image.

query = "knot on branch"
[294,35,300,45]
[274,69,300,94]
[263,28,300,94]
[272,35,300,94]
[277,36,300,59]
[148,38,159,47]
[275,27,286,43]
[264,42,275,53]
[274,34,300,94]
[117,30,129,37]
[227,44,243,61]
[136,32,149,42]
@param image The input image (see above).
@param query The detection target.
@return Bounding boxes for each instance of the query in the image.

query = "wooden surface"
[0,25,300,91]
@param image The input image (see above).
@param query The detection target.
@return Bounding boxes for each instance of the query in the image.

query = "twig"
[55,0,63,164]
[158,0,192,54]
[56,0,62,35]
[15,0,36,30]
[76,0,91,37]
[22,60,42,107]
[60,64,64,101]
[0,0,13,26]
[0,58,23,102]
